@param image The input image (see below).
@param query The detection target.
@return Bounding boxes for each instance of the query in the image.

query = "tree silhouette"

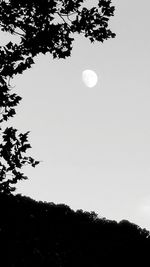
[0,0,116,194]
[0,192,150,266]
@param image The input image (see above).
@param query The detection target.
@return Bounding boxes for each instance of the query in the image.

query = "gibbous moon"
[82,69,98,88]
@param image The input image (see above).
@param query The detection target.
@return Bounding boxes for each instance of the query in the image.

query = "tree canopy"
[0,0,116,194]
[0,192,150,266]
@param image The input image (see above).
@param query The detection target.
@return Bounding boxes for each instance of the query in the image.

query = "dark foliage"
[0,0,116,194]
[0,192,149,266]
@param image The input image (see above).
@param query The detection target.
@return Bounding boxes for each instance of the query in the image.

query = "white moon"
[82,69,98,88]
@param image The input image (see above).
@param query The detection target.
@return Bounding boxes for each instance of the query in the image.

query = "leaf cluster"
[0,127,40,194]
[0,0,116,58]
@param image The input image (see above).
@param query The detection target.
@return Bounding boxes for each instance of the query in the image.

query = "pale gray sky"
[1,0,150,230]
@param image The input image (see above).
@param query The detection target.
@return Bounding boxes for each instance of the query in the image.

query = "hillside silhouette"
[0,192,150,266]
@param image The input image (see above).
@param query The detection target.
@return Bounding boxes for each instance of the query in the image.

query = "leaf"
[6,41,13,50]
[20,144,32,153]
[32,160,40,167]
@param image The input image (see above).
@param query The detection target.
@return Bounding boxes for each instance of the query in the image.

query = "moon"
[82,69,98,88]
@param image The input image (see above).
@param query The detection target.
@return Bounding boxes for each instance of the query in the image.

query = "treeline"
[0,192,149,266]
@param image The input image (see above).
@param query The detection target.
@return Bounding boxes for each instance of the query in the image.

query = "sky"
[1,0,150,231]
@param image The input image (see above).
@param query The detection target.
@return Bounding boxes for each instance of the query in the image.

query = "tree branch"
[55,12,71,29]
